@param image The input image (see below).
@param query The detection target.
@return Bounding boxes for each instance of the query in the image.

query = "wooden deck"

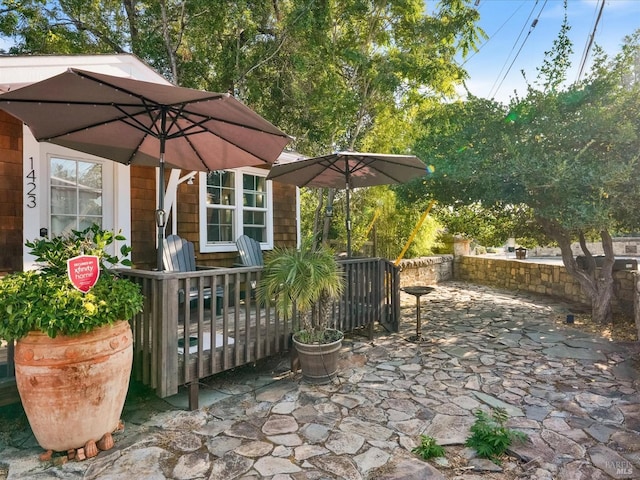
[0,258,400,410]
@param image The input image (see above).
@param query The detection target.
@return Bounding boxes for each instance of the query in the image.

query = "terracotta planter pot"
[292,329,343,384]
[14,321,133,452]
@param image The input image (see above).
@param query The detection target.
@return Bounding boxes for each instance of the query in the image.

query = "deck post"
[188,382,199,410]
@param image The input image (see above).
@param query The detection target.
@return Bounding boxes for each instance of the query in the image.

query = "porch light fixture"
[155,209,167,228]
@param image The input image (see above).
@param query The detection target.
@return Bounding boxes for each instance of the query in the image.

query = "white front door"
[22,128,131,269]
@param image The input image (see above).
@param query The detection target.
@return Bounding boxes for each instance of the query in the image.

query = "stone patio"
[1,281,639,479]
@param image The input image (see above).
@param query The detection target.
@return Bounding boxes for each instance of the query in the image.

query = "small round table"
[402,286,435,342]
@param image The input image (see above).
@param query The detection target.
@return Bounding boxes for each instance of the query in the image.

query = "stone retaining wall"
[397,255,639,317]
[397,255,454,288]
[454,256,637,315]
[532,237,640,257]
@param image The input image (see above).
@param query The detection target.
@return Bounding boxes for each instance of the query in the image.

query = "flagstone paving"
[1,281,639,479]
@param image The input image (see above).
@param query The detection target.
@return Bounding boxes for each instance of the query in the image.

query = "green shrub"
[412,435,446,460]
[257,240,344,344]
[0,225,143,340]
[465,407,528,464]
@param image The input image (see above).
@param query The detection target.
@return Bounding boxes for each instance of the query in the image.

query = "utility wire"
[576,0,605,81]
[487,0,540,99]
[460,0,528,67]
[490,0,548,99]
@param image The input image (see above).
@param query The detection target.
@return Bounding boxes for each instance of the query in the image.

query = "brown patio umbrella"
[0,68,290,270]
[266,151,426,256]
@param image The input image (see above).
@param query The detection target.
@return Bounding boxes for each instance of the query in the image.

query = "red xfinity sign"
[67,255,100,293]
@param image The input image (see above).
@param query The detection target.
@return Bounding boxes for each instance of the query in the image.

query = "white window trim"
[198,166,273,253]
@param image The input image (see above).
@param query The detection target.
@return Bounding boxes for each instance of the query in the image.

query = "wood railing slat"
[0,259,399,407]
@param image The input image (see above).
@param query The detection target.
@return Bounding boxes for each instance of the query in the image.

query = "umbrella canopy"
[0,68,290,270]
[266,151,426,256]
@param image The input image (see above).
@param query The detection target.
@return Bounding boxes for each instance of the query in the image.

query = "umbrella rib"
[267,153,425,189]
[182,135,210,171]
[348,158,423,184]
[171,109,290,139]
[122,104,166,165]
[9,96,288,145]
[35,105,158,142]
[72,69,289,139]
[117,104,163,138]
[72,68,227,105]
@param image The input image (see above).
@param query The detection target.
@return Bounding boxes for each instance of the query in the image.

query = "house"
[0,54,299,274]
[0,55,398,409]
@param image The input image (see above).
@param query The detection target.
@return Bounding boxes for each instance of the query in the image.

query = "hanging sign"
[67,255,100,293]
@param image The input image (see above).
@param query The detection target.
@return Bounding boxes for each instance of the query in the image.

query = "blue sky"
[460,0,640,103]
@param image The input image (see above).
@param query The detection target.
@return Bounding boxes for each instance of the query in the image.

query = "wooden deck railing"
[0,257,399,409]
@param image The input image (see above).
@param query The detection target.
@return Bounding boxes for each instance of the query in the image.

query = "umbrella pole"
[156,154,167,270]
[156,109,168,271]
[156,158,166,271]
[346,182,351,257]
[345,159,352,257]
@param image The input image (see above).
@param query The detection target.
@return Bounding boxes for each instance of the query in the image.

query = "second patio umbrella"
[0,68,290,270]
[266,151,426,256]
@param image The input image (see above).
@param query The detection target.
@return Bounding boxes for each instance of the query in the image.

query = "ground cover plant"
[412,435,446,460]
[465,407,528,464]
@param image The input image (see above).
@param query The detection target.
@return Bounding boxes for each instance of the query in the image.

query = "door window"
[50,157,103,236]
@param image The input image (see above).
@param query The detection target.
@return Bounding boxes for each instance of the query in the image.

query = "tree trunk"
[312,189,324,250]
[540,219,614,324]
[159,0,181,83]
[122,0,139,54]
[322,188,336,248]
[634,276,640,342]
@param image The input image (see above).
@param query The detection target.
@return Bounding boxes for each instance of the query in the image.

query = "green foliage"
[406,23,640,322]
[430,202,544,249]
[412,435,446,460]
[465,408,528,464]
[1,2,487,258]
[301,185,443,260]
[257,240,344,344]
[293,328,343,345]
[26,224,133,277]
[0,225,143,340]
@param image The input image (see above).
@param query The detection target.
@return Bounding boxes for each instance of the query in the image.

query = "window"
[242,174,268,242]
[50,157,103,236]
[199,167,272,252]
[204,170,235,242]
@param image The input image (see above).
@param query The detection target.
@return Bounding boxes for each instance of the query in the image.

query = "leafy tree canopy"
[1,1,487,257]
[0,0,485,155]
[403,15,640,323]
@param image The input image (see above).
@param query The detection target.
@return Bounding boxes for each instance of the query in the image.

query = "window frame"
[49,155,105,237]
[198,166,273,253]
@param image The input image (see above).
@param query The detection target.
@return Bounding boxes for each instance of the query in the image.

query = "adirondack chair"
[235,235,264,298]
[163,234,223,314]
[235,235,264,267]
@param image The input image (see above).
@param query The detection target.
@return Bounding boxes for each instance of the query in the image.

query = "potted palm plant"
[0,224,144,457]
[257,240,345,384]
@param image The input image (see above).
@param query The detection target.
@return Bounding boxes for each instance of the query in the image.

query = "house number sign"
[26,156,36,208]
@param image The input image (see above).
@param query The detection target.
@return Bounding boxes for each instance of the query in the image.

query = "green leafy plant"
[465,407,528,464]
[412,435,446,460]
[0,224,144,340]
[257,239,344,344]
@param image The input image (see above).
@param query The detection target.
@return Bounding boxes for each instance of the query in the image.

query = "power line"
[576,0,605,81]
[460,0,528,67]
[487,0,540,99]
[490,0,549,99]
